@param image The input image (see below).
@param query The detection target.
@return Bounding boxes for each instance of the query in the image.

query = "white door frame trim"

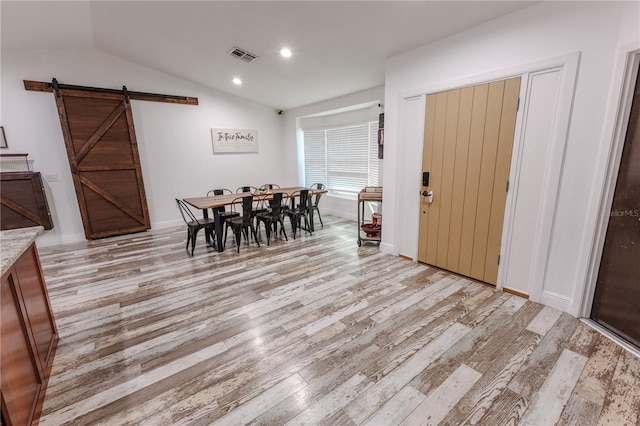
[394,52,580,306]
[397,95,426,261]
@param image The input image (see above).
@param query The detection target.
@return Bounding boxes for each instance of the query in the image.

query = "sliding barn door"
[54,88,150,239]
[418,77,520,285]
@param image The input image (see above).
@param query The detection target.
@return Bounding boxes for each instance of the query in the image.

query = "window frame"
[302,120,379,195]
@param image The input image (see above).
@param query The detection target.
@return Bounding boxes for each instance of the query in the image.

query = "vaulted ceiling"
[1,1,536,110]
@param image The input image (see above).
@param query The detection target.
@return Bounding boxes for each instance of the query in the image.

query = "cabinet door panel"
[1,273,41,426]
[14,246,56,368]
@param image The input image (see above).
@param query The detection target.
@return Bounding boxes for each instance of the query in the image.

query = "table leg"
[202,209,223,252]
[202,208,212,248]
[212,209,224,252]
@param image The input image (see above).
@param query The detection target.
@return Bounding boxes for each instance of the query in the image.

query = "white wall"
[1,49,285,246]
[282,86,384,220]
[383,1,639,316]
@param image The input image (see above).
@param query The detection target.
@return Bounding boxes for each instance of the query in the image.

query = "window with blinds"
[303,130,326,187]
[303,121,379,193]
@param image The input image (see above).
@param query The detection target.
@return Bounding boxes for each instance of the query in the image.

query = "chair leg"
[289,215,297,239]
[205,226,214,249]
[297,215,304,237]
[191,228,199,256]
[303,214,312,236]
[279,218,288,241]
[186,230,192,255]
[316,207,324,228]
[250,223,260,248]
[255,220,262,243]
[234,228,242,253]
[264,220,271,246]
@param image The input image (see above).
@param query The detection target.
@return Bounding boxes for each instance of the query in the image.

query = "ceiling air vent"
[227,46,258,63]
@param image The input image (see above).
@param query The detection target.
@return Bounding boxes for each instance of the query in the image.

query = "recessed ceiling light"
[232,77,242,85]
[280,48,292,58]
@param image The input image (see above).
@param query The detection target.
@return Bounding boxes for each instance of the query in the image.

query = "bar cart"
[357,186,382,246]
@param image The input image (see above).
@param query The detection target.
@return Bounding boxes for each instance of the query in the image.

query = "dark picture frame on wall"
[0,126,8,149]
[378,113,384,159]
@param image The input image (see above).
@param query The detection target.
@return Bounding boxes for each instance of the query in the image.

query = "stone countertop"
[1,226,44,276]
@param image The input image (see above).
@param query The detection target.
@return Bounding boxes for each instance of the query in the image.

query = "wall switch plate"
[45,174,58,182]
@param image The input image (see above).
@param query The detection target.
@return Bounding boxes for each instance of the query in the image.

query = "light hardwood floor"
[37,216,640,425]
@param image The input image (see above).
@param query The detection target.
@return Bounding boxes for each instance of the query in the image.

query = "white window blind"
[368,122,379,187]
[303,130,326,186]
[303,121,379,193]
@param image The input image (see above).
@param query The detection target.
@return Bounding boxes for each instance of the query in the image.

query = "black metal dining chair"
[224,195,260,253]
[256,192,288,246]
[284,189,312,239]
[207,188,240,223]
[236,186,267,223]
[175,198,215,256]
[259,183,280,191]
[309,183,325,229]
[236,186,258,194]
[258,183,281,210]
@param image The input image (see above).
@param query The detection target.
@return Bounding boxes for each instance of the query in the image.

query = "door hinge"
[517,97,520,111]
[506,180,510,193]
[498,255,501,265]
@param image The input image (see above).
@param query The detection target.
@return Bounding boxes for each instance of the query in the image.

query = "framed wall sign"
[1,126,8,149]
[211,128,258,153]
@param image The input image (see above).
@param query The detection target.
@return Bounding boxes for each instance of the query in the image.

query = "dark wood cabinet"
[1,242,58,426]
[0,172,53,231]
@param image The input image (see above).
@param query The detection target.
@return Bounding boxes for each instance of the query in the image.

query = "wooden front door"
[54,88,150,239]
[418,77,520,285]
[590,67,640,348]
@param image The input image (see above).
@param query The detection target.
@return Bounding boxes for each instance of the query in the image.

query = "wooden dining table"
[183,186,327,252]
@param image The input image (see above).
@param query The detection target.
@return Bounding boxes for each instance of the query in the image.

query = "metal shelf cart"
[357,187,382,246]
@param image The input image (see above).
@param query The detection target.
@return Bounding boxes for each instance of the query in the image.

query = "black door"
[591,66,640,348]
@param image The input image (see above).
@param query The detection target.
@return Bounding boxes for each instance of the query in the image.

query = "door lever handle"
[422,190,434,203]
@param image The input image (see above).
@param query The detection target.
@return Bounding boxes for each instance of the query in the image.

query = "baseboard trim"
[323,208,357,222]
[503,287,529,299]
[61,233,85,245]
[379,242,395,255]
[540,290,571,313]
[152,219,183,229]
